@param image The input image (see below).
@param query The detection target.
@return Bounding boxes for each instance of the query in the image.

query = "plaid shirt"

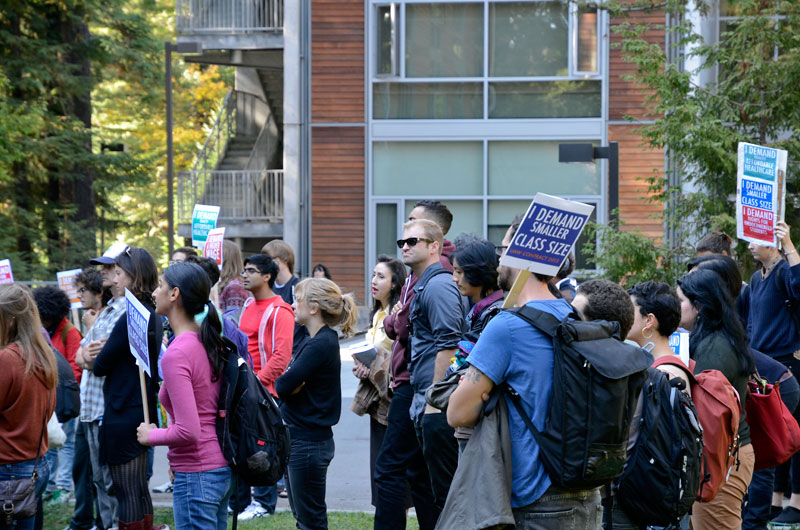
[79,296,127,422]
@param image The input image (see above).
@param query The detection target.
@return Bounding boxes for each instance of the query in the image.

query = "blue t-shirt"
[467,298,573,508]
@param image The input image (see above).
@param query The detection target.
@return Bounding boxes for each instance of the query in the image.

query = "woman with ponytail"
[275,278,357,530]
[136,262,232,530]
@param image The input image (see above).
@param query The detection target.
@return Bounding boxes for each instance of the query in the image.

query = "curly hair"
[576,279,635,338]
[32,286,71,327]
[628,281,681,337]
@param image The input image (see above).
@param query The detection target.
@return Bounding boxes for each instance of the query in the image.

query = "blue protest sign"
[736,142,788,247]
[125,288,152,377]
[668,331,690,366]
[191,204,221,249]
[500,193,594,276]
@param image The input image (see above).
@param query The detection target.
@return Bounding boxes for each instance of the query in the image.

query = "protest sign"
[125,288,152,377]
[500,194,594,308]
[0,259,13,284]
[203,227,226,269]
[191,204,221,249]
[736,142,788,247]
[668,331,690,366]
[57,269,83,309]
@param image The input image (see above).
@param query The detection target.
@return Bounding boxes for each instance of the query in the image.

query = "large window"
[372,1,602,120]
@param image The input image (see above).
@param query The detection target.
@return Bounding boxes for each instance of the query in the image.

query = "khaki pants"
[691,442,755,530]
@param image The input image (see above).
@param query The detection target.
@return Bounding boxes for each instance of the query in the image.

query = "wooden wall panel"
[310,127,366,302]
[311,0,364,122]
[609,125,663,239]
[609,9,665,121]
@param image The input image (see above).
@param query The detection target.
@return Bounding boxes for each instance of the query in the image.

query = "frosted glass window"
[406,4,483,78]
[488,200,532,244]
[376,203,399,258]
[488,141,601,196]
[373,142,483,196]
[373,83,483,119]
[405,200,483,240]
[490,2,569,77]
[490,81,601,118]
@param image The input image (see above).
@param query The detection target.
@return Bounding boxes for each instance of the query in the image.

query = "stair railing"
[245,111,278,171]
[193,89,236,173]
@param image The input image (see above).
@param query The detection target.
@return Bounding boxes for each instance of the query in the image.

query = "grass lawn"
[43,503,419,529]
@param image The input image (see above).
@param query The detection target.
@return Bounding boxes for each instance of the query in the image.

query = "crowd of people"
[2,198,800,530]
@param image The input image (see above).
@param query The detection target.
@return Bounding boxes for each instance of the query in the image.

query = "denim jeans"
[228,480,277,514]
[513,485,602,530]
[85,420,117,529]
[68,422,97,530]
[172,466,232,530]
[286,437,334,530]
[0,458,50,530]
[55,418,76,490]
[415,411,458,513]
[374,383,438,530]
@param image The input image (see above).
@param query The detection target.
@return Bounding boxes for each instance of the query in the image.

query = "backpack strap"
[506,305,564,338]
[652,356,698,385]
[504,384,548,455]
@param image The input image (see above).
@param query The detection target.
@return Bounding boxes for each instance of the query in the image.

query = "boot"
[117,520,144,530]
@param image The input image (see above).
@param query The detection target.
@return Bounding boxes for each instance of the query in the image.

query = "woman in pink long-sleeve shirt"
[136,262,232,530]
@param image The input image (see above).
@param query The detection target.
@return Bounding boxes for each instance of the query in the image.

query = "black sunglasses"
[396,237,434,249]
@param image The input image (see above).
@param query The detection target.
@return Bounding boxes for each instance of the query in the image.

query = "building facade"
[176,0,668,302]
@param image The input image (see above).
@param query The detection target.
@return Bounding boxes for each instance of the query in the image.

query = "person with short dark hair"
[571,279,635,339]
[695,231,733,256]
[170,246,198,265]
[312,263,332,280]
[449,221,601,529]
[232,253,294,521]
[409,200,456,271]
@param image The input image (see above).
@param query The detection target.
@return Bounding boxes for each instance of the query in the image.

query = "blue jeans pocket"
[197,467,231,505]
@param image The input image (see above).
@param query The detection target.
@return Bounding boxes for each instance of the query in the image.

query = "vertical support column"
[283,0,302,273]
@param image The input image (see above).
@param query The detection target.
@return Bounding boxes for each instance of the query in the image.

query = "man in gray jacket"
[402,218,468,515]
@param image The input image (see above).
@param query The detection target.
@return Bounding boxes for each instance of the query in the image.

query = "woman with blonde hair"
[218,240,250,323]
[275,278,357,530]
[0,284,57,530]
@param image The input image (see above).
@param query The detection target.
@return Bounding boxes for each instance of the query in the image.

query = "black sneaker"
[772,506,800,525]
[772,505,786,520]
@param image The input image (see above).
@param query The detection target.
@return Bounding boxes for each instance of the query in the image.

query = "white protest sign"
[57,268,83,309]
[0,259,13,284]
[203,227,226,269]
[736,142,788,247]
[125,288,152,377]
[191,204,221,249]
[668,331,690,366]
[500,193,595,277]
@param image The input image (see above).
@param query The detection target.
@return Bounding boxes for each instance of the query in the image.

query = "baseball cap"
[89,242,128,265]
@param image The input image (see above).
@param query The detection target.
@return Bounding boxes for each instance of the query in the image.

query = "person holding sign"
[739,221,800,526]
[447,219,600,528]
[92,247,163,530]
[136,262,232,530]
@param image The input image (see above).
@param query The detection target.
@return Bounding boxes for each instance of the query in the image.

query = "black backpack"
[506,305,652,490]
[53,348,80,423]
[616,367,704,526]
[216,351,289,487]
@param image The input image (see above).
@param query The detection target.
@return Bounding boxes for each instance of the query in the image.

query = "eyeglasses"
[77,287,88,295]
[495,245,508,257]
[240,267,261,276]
[396,237,433,249]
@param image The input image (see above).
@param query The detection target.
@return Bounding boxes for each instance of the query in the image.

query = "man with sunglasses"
[232,254,295,521]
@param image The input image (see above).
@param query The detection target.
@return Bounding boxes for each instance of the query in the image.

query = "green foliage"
[0,0,231,279]
[582,216,691,287]
[584,0,800,284]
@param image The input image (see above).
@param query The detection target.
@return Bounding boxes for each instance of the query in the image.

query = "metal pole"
[166,42,175,257]
[608,142,619,223]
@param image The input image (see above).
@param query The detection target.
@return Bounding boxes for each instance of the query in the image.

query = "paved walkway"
[150,336,375,512]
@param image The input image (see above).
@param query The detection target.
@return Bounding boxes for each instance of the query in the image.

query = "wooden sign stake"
[502,270,531,309]
[139,364,150,425]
